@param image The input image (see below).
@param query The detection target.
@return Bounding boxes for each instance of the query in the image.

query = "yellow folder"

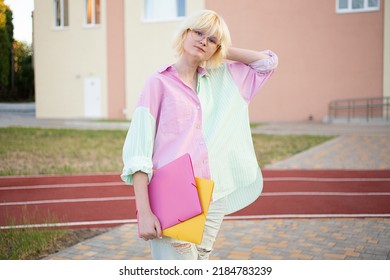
[162,177,214,245]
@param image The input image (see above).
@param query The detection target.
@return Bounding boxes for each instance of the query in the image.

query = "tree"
[0,0,13,94]
[13,41,34,100]
[0,1,34,101]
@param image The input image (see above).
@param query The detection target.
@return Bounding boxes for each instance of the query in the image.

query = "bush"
[0,0,13,93]
[0,1,34,102]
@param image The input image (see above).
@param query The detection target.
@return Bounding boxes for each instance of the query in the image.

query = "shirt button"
[196,105,201,110]
[203,160,208,164]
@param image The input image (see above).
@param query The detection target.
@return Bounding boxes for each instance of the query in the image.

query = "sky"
[4,0,34,43]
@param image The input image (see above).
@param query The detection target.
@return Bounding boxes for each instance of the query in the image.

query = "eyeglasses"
[189,29,221,49]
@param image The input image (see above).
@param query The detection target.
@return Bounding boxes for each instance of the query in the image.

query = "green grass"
[0,127,127,176]
[0,227,68,260]
[0,126,333,259]
[252,133,334,168]
[0,207,69,260]
[0,127,333,176]
[250,122,266,129]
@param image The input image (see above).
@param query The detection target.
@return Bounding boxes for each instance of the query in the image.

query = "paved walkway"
[44,218,390,260]
[266,135,390,170]
[256,122,390,170]
[1,103,390,260]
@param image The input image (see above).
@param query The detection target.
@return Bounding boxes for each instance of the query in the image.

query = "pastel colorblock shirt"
[121,50,278,215]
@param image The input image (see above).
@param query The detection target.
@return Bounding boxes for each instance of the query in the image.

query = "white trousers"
[149,197,227,260]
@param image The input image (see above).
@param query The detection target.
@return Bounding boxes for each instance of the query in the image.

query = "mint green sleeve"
[120,107,156,185]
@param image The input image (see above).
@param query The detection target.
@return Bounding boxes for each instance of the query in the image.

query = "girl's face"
[182,29,220,63]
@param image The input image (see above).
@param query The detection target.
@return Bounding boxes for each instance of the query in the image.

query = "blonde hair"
[173,10,232,69]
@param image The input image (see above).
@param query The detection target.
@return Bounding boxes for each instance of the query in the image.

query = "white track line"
[2,191,389,207]
[0,182,125,191]
[261,192,390,196]
[3,213,390,229]
[224,213,390,220]
[264,177,390,182]
[0,219,137,229]
[0,196,135,206]
[1,177,390,191]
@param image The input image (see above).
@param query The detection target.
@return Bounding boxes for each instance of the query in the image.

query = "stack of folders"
[145,153,214,245]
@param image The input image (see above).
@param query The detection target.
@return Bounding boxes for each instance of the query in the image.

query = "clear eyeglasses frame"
[189,29,221,49]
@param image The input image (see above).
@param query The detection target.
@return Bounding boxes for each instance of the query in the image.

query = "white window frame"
[144,0,186,23]
[336,0,380,14]
[84,0,101,27]
[53,0,69,28]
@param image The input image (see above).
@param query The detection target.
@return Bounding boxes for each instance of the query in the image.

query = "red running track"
[1,170,390,229]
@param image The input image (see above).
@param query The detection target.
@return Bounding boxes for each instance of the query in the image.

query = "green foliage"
[0,0,13,91]
[12,41,34,100]
[0,1,34,101]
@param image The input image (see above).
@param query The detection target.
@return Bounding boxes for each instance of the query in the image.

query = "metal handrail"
[328,96,390,122]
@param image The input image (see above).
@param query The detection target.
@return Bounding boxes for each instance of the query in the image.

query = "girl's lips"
[194,45,205,53]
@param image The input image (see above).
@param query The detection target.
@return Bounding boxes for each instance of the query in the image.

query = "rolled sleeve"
[121,107,156,185]
[228,50,278,103]
[121,156,153,185]
[249,50,278,74]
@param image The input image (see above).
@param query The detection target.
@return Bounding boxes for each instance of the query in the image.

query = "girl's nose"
[199,37,207,46]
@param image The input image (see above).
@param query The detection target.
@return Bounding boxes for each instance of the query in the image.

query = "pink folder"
[148,154,202,230]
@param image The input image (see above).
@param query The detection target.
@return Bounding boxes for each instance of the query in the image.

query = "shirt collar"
[197,66,209,77]
[158,64,209,77]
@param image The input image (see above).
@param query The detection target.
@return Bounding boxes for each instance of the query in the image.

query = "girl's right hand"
[137,210,162,241]
[132,171,161,240]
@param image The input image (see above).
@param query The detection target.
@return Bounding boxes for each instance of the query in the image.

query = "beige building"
[34,0,204,120]
[34,0,388,122]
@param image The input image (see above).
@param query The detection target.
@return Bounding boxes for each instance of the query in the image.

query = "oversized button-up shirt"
[121,50,278,214]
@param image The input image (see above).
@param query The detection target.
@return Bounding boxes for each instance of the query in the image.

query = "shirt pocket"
[160,99,192,134]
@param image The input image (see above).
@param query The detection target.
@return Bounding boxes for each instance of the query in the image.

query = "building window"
[144,0,186,22]
[336,0,380,13]
[54,0,69,27]
[85,0,101,26]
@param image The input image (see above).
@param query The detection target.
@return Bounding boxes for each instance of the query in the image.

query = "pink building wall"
[107,0,126,119]
[206,0,384,121]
